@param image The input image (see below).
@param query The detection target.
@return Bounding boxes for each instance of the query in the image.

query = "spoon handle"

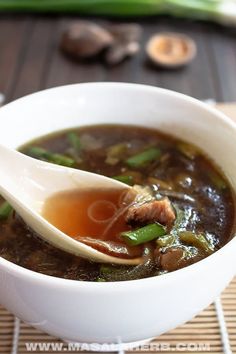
[0,143,128,207]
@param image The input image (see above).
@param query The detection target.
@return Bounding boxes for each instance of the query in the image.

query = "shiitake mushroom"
[146,33,197,68]
[105,42,140,66]
[60,21,142,65]
[105,24,142,65]
[60,21,113,59]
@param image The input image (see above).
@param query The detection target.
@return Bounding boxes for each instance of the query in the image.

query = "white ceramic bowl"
[0,83,235,346]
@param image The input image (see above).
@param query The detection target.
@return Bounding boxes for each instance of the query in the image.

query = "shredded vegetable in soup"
[0,124,235,281]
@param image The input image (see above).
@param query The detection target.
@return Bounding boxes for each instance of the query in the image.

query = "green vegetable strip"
[27,146,75,167]
[126,147,161,168]
[0,0,233,28]
[171,205,187,236]
[0,202,13,220]
[49,154,75,167]
[100,265,114,274]
[112,175,134,185]
[179,231,214,254]
[121,222,166,246]
[0,0,164,14]
[107,143,128,158]
[0,0,222,16]
[27,147,47,158]
[177,142,199,160]
[156,234,175,247]
[67,132,81,154]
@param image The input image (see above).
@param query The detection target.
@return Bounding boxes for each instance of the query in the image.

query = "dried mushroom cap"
[104,23,142,65]
[146,32,197,68]
[61,21,113,59]
[105,42,140,66]
[60,21,141,65]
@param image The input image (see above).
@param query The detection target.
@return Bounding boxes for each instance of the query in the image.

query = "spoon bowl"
[0,144,141,265]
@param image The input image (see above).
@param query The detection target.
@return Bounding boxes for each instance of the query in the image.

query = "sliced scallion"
[156,234,175,247]
[177,142,199,160]
[126,147,161,168]
[27,146,75,167]
[67,132,81,154]
[112,175,134,185]
[121,222,166,246]
[179,231,214,254]
[105,143,128,166]
[0,202,13,220]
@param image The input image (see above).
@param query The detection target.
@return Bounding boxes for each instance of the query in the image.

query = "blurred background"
[0,0,236,104]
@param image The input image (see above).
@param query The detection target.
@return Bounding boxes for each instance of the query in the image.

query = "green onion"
[0,202,13,220]
[177,142,199,160]
[112,175,134,185]
[27,146,49,159]
[107,143,127,157]
[156,234,175,247]
[100,265,114,274]
[126,147,161,168]
[105,143,128,166]
[49,154,75,167]
[121,222,166,246]
[27,146,75,167]
[179,231,214,254]
[0,1,235,29]
[170,205,186,236]
[67,132,81,154]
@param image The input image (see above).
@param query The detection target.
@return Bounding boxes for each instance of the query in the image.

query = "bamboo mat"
[0,102,236,354]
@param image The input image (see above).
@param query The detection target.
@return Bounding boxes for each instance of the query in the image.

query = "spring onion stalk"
[179,231,214,254]
[105,143,128,166]
[112,175,134,185]
[156,234,175,247]
[121,222,166,246]
[27,146,75,167]
[67,132,81,154]
[50,154,75,167]
[177,142,199,160]
[100,265,115,274]
[126,147,161,168]
[107,143,128,158]
[171,205,188,236]
[0,202,13,220]
[0,1,235,26]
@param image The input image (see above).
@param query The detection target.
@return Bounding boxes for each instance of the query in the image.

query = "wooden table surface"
[0,14,236,103]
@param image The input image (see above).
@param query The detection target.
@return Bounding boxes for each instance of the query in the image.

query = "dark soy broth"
[0,124,235,281]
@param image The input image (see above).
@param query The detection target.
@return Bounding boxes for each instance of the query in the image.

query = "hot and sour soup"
[0,125,235,281]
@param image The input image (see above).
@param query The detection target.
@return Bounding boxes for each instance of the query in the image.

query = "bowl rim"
[0,81,236,290]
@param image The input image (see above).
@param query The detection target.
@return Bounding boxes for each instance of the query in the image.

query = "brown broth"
[42,189,130,241]
[0,124,235,281]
